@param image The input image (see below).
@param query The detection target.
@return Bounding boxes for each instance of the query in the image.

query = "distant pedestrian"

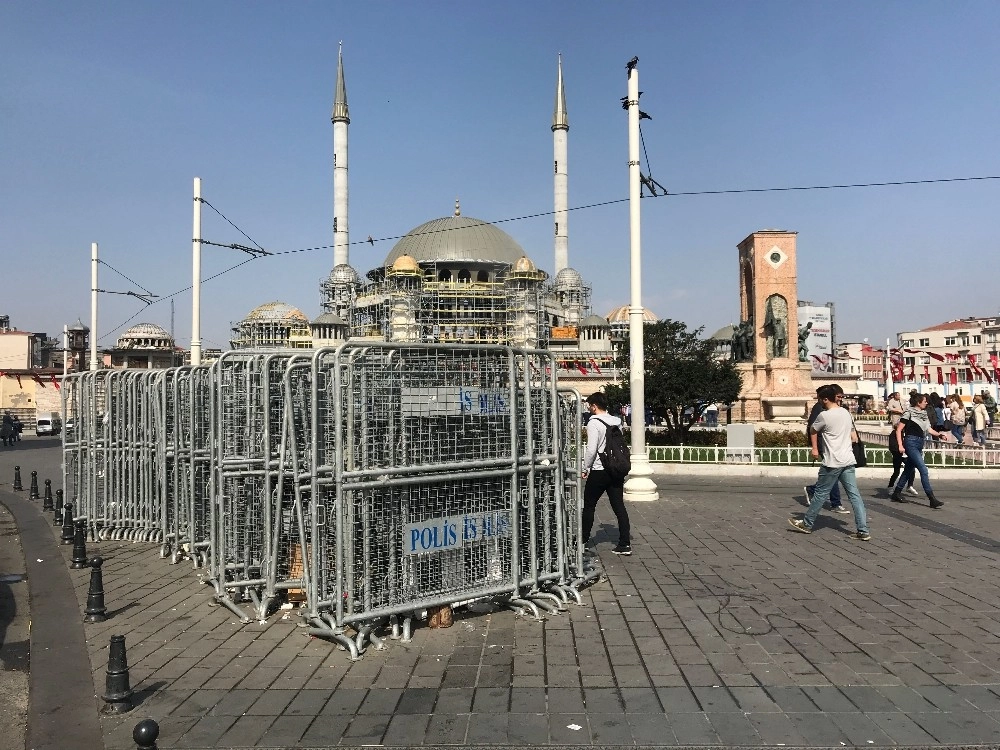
[891,393,946,508]
[788,384,870,540]
[0,414,13,447]
[582,392,632,556]
[886,392,904,427]
[948,395,967,443]
[983,390,997,427]
[971,395,989,446]
[704,402,719,428]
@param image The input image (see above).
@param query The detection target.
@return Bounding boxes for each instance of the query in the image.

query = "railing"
[648,440,1000,468]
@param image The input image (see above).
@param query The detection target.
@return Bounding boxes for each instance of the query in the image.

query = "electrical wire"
[98,259,155,296]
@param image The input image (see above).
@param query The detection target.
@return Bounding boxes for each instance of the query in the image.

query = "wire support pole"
[191,177,203,366]
[90,242,99,371]
[623,58,658,502]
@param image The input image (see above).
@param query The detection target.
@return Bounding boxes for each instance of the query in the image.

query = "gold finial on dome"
[454,198,461,217]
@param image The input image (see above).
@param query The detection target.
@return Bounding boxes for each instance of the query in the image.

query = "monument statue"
[762,295,788,359]
[797,321,813,362]
[731,320,754,362]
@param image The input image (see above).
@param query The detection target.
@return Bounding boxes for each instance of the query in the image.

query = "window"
[919,356,930,365]
[988,333,997,343]
[904,357,914,366]
[458,269,471,283]
[438,269,451,282]
[902,340,913,347]
[944,337,956,346]
[960,337,969,346]
[919,338,930,347]
[477,270,489,282]
[973,335,981,344]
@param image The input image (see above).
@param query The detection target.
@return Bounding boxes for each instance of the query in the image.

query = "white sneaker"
[906,486,919,496]
[831,505,851,514]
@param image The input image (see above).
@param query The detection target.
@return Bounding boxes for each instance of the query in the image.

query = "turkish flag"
[949,368,958,385]
[936,367,944,385]
[588,358,602,374]
[576,362,589,375]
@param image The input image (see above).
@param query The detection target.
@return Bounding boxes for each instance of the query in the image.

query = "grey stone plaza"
[3,439,1000,749]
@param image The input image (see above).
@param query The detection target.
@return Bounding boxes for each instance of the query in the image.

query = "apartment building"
[893,316,1000,400]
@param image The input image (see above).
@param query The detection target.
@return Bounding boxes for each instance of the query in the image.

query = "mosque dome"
[606,305,659,325]
[328,263,360,285]
[243,301,308,323]
[513,256,537,273]
[580,314,610,328]
[554,267,583,289]
[311,312,347,326]
[709,324,735,341]
[116,323,173,350]
[390,254,420,274]
[384,215,526,266]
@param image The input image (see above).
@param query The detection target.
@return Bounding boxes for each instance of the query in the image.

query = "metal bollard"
[54,490,64,525]
[29,471,39,500]
[102,635,134,714]
[133,719,159,749]
[71,520,89,569]
[42,479,54,511]
[85,556,108,623]
[61,502,75,544]
[13,466,23,491]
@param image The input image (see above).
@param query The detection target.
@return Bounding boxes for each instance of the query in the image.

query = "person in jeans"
[948,395,967,443]
[891,392,946,508]
[789,384,870,540]
[971,395,989,446]
[804,385,849,514]
[581,392,631,555]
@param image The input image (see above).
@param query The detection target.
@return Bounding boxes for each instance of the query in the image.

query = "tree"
[606,319,742,442]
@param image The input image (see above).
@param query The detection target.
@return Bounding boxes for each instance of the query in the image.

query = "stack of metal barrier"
[62,343,597,657]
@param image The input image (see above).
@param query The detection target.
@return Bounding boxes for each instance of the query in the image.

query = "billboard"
[798,303,834,374]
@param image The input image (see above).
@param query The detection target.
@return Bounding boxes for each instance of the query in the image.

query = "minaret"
[332,43,350,268]
[552,54,569,275]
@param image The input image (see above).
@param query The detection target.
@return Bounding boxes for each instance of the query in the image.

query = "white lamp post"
[623,59,658,502]
[191,177,203,366]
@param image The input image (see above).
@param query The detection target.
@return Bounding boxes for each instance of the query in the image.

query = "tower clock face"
[765,246,788,269]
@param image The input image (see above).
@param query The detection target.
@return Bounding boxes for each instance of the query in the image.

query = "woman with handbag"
[971,395,989,446]
[948,395,967,443]
[891,393,947,508]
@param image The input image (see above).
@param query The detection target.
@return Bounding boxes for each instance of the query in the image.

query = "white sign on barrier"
[403,510,512,555]
[401,387,510,417]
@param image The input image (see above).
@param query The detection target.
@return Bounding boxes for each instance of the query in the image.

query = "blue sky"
[2,1,998,351]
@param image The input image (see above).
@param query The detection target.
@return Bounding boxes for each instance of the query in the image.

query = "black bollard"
[133,719,159,750]
[71,520,89,569]
[54,490,64,525]
[85,556,108,623]
[13,466,23,491]
[29,471,39,500]
[42,479,54,511]
[61,502,75,544]
[102,635,134,714]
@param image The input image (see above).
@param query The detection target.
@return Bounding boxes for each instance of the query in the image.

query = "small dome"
[709,324,735,341]
[580,314,610,328]
[554,267,583,289]
[243,301,308,323]
[606,305,659,324]
[312,312,347,326]
[116,322,173,350]
[513,255,537,273]
[328,264,360,285]
[390,254,420,273]
[68,318,89,333]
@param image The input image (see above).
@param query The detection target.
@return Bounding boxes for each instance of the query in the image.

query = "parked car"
[35,411,61,436]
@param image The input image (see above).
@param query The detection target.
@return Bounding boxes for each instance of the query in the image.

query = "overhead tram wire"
[95,173,1000,341]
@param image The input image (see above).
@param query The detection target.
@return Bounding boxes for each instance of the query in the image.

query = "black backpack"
[594,417,631,481]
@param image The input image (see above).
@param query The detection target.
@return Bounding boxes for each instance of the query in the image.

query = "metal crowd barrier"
[62,343,593,657]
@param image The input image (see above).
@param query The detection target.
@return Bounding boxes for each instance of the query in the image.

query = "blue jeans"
[807,476,841,505]
[972,428,986,446]
[896,435,933,495]
[951,423,966,443]
[803,465,868,533]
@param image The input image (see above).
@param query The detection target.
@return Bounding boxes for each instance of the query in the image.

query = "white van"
[35,411,61,436]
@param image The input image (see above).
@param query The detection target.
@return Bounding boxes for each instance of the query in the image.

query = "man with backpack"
[581,392,632,555]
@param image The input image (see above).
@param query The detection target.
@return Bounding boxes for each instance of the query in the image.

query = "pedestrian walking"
[703,402,719,428]
[971,395,989,446]
[788,384,870,540]
[948,394,967,443]
[804,385,849,514]
[982,390,997,427]
[581,392,632,556]
[886,392,904,427]
[891,393,946,508]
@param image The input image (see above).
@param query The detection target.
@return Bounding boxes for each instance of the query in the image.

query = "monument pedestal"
[737,360,813,422]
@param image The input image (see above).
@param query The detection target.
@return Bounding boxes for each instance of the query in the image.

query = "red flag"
[991,354,999,369]
[923,365,930,380]
[51,373,60,390]
[936,367,943,385]
[32,374,44,387]
[576,361,589,375]
[928,351,945,362]
[15,374,21,388]
[949,368,958,386]
[588,357,602,374]
[967,368,974,382]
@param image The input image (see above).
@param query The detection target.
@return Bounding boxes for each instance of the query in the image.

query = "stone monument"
[733,230,813,421]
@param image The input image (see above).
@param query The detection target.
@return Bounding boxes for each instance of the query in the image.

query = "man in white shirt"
[789,384,870,540]
[886,392,904,426]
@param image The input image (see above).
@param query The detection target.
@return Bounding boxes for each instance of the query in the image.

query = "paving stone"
[342,713,391,743]
[509,686,547,713]
[841,684,899,712]
[215,715,274,746]
[245,689,296,715]
[691,685,740,712]
[357,687,402,714]
[627,712,675,745]
[763,685,819,712]
[866,711,939,744]
[666,712,718,744]
[298,714,350,747]
[424,713,469,744]
[209,689,264,716]
[548,713,590,744]
[827,711,896,745]
[747,711,808,744]
[435,686,474,713]
[472,686,509,712]
[256,715,310,746]
[507,712,550,744]
[786,711,851,745]
[583,686,624,713]
[381,712,430,745]
[588,712,634,744]
[799,684,856,712]
[284,688,330,716]
[465,712,509,744]
[708,711,764,745]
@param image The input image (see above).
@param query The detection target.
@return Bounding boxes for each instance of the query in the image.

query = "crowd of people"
[0,413,23,446]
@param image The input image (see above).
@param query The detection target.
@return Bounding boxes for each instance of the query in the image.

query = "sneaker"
[831,505,851,514]
[855,531,871,541]
[612,543,632,556]
[906,486,919,496]
[788,518,812,534]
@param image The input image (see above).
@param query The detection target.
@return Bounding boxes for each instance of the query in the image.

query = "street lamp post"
[623,59,658,503]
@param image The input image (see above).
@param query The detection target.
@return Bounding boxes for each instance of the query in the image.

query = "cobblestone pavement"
[4,440,1000,748]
